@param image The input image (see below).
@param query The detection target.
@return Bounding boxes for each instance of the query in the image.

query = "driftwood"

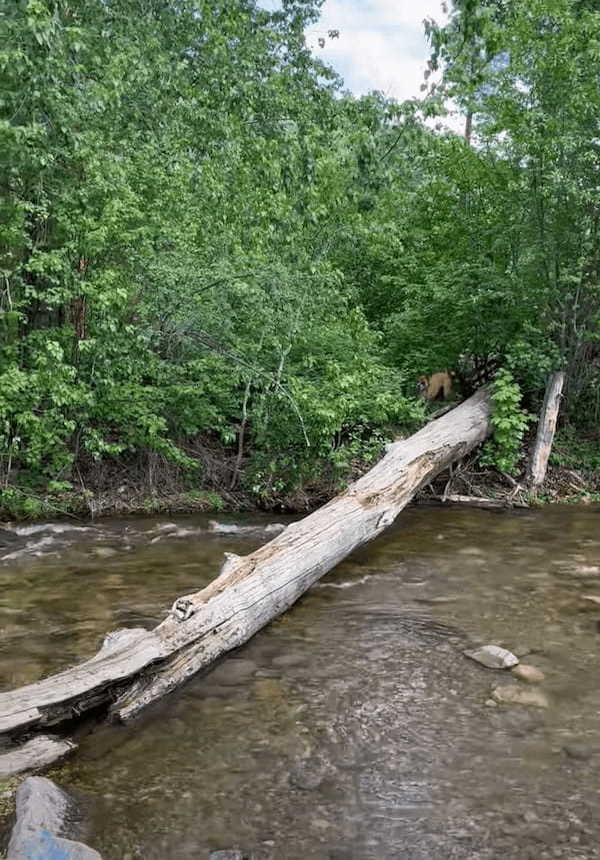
[527,371,565,489]
[0,736,76,777]
[421,493,528,510]
[0,388,492,762]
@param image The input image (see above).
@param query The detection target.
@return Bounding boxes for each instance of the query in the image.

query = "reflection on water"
[1,507,600,859]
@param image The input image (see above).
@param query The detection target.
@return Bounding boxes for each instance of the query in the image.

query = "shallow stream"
[1,506,600,859]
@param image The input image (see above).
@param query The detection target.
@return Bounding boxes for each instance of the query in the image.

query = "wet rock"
[492,684,549,708]
[563,743,596,761]
[489,708,544,736]
[484,699,498,707]
[209,851,247,860]
[511,664,545,683]
[93,546,117,558]
[208,520,285,536]
[207,659,257,686]
[464,645,519,669]
[7,776,102,859]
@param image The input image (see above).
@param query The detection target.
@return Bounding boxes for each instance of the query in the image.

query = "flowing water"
[1,506,600,859]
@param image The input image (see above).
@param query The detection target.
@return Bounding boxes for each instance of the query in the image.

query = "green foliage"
[479,370,532,474]
[1,0,597,512]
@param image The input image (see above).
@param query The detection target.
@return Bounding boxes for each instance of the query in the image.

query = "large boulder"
[7,776,102,860]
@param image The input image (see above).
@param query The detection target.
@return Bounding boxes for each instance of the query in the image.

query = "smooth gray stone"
[7,776,102,859]
[208,852,246,860]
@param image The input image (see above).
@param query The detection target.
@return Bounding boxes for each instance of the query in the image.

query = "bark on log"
[0,388,492,744]
[527,371,565,489]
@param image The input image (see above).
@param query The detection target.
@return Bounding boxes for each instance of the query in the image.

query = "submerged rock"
[563,743,596,761]
[464,645,519,669]
[492,684,549,708]
[209,851,247,860]
[7,776,102,859]
[208,520,285,536]
[511,664,545,683]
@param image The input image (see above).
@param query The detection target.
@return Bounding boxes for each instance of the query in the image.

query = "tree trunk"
[0,388,492,744]
[527,372,565,489]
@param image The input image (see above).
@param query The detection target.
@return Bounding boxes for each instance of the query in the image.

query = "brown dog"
[417,371,453,401]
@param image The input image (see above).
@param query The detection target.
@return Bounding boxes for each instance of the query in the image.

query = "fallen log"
[0,388,492,747]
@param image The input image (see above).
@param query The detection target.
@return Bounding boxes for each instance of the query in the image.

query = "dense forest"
[1,0,599,518]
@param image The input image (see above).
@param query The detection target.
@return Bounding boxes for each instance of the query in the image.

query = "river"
[1,506,600,859]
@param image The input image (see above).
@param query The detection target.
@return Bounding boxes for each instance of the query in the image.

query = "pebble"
[511,664,545,683]
[209,851,246,860]
[464,645,519,669]
[492,684,549,708]
[563,743,595,761]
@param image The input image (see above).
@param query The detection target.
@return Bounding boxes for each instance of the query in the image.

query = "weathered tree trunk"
[527,371,565,489]
[0,389,492,746]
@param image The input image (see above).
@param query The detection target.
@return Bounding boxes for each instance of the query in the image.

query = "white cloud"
[260,0,463,132]
[307,0,447,103]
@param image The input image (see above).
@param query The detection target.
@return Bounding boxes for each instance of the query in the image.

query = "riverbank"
[1,418,598,522]
[1,460,598,524]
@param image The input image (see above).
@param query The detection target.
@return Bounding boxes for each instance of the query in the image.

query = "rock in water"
[7,776,102,859]
[492,685,549,708]
[209,852,247,860]
[464,645,519,669]
[511,664,545,683]
[563,743,596,761]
